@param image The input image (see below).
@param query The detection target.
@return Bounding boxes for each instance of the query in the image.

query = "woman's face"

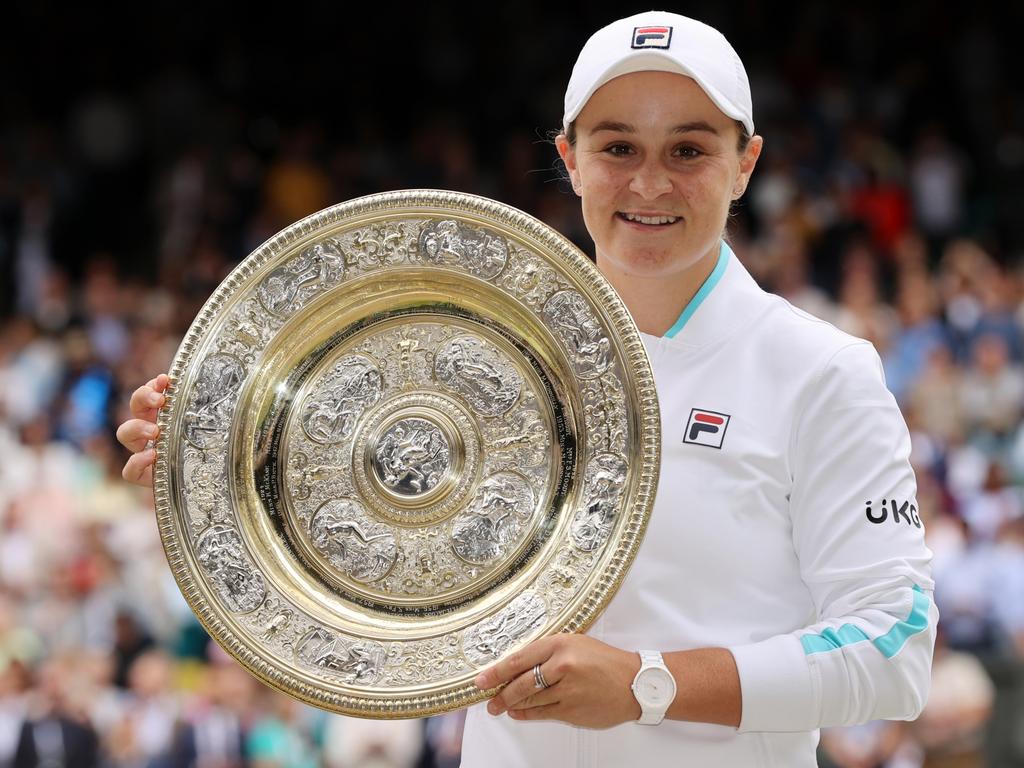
[557,71,762,280]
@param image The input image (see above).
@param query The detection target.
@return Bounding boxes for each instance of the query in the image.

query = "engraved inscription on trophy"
[434,336,521,417]
[301,355,383,445]
[543,290,611,378]
[418,219,508,279]
[183,354,246,449]
[570,453,628,552]
[310,499,398,583]
[196,525,266,613]
[257,240,346,316]
[462,591,547,667]
[451,472,536,564]
[295,628,384,685]
[372,417,451,496]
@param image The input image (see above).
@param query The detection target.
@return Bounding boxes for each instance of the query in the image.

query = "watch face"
[636,667,676,707]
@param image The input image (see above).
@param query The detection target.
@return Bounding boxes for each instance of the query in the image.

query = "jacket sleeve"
[727,340,938,732]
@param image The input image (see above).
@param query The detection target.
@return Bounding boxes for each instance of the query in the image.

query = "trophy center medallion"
[352,393,479,527]
[371,416,451,498]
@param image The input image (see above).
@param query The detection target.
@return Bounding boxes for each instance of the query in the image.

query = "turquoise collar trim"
[663,240,731,339]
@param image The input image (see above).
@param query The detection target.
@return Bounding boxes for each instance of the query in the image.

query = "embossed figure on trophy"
[434,336,522,416]
[544,292,612,377]
[301,357,383,445]
[225,300,280,362]
[449,339,504,397]
[258,241,345,316]
[418,220,507,278]
[297,629,381,683]
[571,497,617,551]
[491,410,549,467]
[258,271,297,315]
[393,328,435,387]
[184,355,245,448]
[186,460,222,527]
[472,612,518,659]
[571,454,628,551]
[324,520,395,580]
[472,233,508,277]
[196,526,266,612]
[375,420,449,494]
[292,242,345,293]
[452,473,534,563]
[420,220,463,263]
[463,593,547,665]
[311,500,398,583]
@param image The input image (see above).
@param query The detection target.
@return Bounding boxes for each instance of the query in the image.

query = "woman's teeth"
[620,213,680,225]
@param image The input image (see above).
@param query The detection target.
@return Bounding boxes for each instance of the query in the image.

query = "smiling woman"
[459,10,938,768]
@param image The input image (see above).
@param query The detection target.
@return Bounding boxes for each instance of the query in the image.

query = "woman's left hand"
[473,634,642,728]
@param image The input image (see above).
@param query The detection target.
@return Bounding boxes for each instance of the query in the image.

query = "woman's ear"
[732,134,764,200]
[556,134,582,196]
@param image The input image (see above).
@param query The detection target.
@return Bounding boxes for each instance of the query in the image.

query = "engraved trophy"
[154,190,660,717]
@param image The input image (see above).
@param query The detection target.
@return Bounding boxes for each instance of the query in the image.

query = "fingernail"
[474,674,487,689]
[148,393,163,405]
[146,426,158,438]
[488,703,501,715]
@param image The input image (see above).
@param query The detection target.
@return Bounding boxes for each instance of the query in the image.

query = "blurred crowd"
[2,4,1024,767]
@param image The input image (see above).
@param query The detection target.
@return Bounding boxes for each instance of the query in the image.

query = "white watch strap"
[639,650,662,666]
[634,650,674,725]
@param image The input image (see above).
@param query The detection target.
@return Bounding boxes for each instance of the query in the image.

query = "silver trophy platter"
[153,190,660,717]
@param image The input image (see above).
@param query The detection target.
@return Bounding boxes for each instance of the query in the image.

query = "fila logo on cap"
[684,408,730,449]
[632,26,673,49]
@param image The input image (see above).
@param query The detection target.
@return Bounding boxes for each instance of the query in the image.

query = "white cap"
[563,11,754,136]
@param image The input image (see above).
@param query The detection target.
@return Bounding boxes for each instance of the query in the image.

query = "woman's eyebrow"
[590,121,634,134]
[672,121,719,135]
[588,120,720,135]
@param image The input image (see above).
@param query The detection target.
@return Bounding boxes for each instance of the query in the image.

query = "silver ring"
[533,663,550,689]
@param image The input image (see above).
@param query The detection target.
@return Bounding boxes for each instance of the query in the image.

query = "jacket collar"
[640,239,770,353]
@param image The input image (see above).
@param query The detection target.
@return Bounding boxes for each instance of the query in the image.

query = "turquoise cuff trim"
[663,240,730,339]
[800,585,930,659]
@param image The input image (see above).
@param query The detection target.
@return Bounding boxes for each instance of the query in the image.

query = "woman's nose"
[628,158,674,199]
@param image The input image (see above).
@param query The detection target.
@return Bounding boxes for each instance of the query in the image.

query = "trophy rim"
[152,189,661,718]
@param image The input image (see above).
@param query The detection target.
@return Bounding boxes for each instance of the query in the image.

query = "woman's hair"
[562,119,752,154]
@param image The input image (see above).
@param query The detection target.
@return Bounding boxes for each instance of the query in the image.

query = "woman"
[118,11,936,766]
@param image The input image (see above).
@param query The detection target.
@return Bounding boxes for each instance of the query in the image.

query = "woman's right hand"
[116,373,171,487]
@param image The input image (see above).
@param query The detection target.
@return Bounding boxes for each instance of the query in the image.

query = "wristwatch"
[631,650,677,725]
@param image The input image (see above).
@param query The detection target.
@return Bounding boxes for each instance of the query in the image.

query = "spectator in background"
[10,655,102,768]
[883,269,947,404]
[959,334,1024,441]
[909,126,968,258]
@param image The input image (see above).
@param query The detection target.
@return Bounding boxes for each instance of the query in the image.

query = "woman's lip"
[616,212,682,226]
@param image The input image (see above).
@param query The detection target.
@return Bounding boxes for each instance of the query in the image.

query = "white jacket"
[460,241,937,767]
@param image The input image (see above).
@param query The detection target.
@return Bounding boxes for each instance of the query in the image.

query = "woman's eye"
[604,144,633,156]
[674,146,702,159]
